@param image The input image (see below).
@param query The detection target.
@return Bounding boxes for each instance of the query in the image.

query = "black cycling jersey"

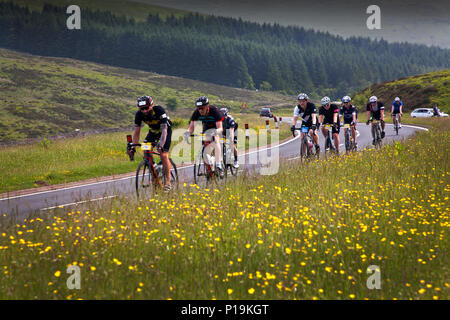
[319,104,340,125]
[294,102,317,127]
[190,105,224,132]
[222,115,238,135]
[366,102,384,120]
[392,102,402,114]
[340,104,358,124]
[134,105,172,134]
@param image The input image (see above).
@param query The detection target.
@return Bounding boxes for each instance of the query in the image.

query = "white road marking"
[1,134,300,201]
[40,195,117,211]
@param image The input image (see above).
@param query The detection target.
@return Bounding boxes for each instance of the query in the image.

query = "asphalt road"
[0,121,427,220]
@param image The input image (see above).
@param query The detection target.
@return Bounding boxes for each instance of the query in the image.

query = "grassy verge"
[0,119,448,299]
[0,115,290,193]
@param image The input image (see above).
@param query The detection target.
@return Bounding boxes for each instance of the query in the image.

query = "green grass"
[0,114,291,193]
[0,119,448,300]
[0,48,294,143]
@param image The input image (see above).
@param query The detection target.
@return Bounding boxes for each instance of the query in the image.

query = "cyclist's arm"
[312,113,317,125]
[187,120,195,135]
[292,116,298,127]
[318,114,324,126]
[215,121,223,136]
[132,125,141,145]
[366,111,372,121]
[380,109,385,121]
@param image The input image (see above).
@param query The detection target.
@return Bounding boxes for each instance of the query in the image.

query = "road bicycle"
[188,134,226,186]
[222,137,237,177]
[370,119,383,149]
[126,135,178,197]
[392,113,399,135]
[343,123,357,153]
[296,126,319,162]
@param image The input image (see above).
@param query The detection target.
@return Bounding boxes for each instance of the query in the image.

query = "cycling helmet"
[342,96,351,103]
[394,97,400,102]
[220,108,229,117]
[195,96,209,107]
[297,93,309,100]
[137,95,153,108]
[321,96,331,106]
[369,96,378,103]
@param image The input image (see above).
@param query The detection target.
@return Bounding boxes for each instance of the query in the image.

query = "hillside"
[0,48,293,143]
[1,1,449,99]
[352,69,450,113]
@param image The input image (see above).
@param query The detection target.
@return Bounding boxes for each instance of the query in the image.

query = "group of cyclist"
[290,93,404,153]
[128,95,239,190]
[128,92,404,191]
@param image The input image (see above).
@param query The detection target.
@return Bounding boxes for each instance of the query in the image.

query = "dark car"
[260,107,273,118]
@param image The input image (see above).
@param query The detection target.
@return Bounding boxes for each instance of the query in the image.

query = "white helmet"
[297,93,309,100]
[394,97,400,102]
[342,96,351,103]
[321,96,331,106]
[369,96,378,103]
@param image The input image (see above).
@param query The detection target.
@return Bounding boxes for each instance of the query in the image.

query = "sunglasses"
[139,106,150,111]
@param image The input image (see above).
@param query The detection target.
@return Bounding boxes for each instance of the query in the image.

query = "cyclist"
[291,93,320,154]
[433,104,440,117]
[366,96,385,145]
[220,108,239,169]
[185,96,225,178]
[318,96,340,153]
[130,95,173,191]
[391,97,403,128]
[339,95,358,149]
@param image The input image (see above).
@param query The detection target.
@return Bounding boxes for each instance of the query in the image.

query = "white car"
[410,108,448,118]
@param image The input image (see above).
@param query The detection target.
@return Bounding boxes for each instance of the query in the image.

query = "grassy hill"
[0,48,293,143]
[352,69,450,113]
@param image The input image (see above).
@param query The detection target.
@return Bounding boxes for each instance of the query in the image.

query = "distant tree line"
[0,2,449,98]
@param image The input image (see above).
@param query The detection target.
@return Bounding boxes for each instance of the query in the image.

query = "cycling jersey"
[135,105,172,134]
[190,105,224,132]
[222,115,238,143]
[392,101,402,114]
[294,102,317,128]
[366,102,384,120]
[319,104,340,125]
[340,104,357,124]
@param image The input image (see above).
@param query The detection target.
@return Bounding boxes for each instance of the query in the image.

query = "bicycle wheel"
[345,130,350,153]
[136,160,155,198]
[375,125,382,149]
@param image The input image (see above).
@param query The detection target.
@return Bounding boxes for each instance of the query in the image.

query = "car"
[260,107,273,118]
[410,108,449,118]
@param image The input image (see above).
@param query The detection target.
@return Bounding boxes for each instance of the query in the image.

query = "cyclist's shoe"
[233,160,240,169]
[372,139,376,145]
[163,184,172,193]
[216,164,224,179]
[315,145,320,153]
[399,124,402,128]
[381,131,385,139]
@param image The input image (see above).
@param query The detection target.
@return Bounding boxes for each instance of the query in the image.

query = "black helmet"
[195,96,209,107]
[137,95,153,108]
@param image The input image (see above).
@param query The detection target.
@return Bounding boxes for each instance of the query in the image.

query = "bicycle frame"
[372,120,382,148]
[299,126,316,161]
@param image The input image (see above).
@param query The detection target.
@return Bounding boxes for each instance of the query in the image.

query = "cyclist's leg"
[332,125,340,151]
[159,129,172,186]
